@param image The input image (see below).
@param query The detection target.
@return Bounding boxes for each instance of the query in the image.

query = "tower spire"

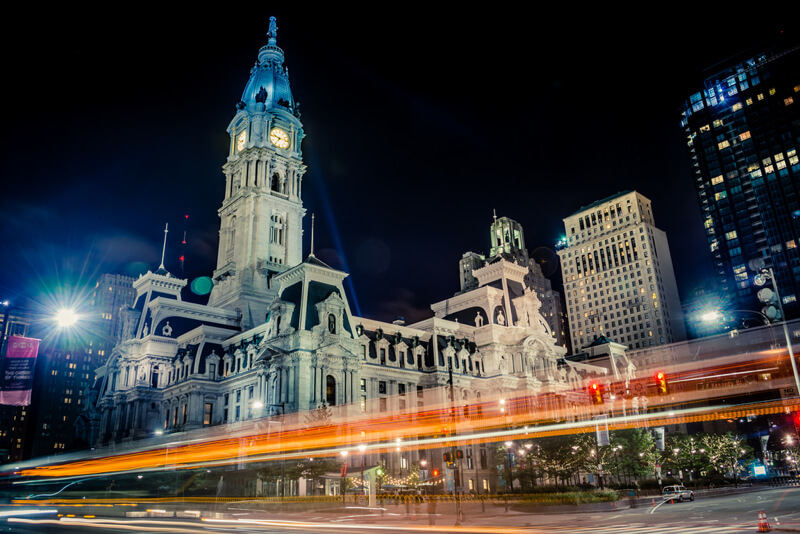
[158,223,169,272]
[310,213,315,257]
[493,209,497,223]
[267,16,278,46]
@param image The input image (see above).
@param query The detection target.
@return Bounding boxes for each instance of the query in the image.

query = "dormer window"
[328,313,336,334]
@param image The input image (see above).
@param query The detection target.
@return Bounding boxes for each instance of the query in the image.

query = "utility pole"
[448,361,464,525]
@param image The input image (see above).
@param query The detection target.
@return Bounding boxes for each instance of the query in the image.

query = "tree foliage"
[494,428,755,487]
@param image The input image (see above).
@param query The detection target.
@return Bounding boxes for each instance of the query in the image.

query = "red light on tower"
[655,371,668,395]
[588,382,603,404]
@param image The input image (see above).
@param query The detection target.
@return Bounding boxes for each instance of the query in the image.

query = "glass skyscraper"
[681,44,800,319]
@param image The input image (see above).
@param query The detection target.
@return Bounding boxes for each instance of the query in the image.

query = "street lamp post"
[504,441,514,493]
[264,402,286,498]
[446,358,463,525]
[340,450,349,505]
[702,298,800,399]
[751,264,800,397]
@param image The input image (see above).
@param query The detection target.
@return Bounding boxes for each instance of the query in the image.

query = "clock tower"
[209,17,306,330]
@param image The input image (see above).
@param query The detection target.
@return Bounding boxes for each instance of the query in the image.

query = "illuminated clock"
[270,127,290,149]
[237,130,247,151]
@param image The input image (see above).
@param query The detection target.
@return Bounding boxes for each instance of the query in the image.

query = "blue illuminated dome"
[238,16,296,115]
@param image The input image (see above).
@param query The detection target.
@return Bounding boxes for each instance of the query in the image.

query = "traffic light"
[456,450,463,459]
[376,467,383,476]
[432,469,439,477]
[443,452,455,467]
[588,382,603,404]
[654,371,668,395]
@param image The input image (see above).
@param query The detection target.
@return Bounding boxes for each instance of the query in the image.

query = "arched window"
[326,375,336,406]
[151,366,159,388]
[271,172,281,193]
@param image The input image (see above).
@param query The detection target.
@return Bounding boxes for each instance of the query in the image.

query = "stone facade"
[557,191,686,352]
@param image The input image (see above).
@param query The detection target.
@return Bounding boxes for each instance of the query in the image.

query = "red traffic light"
[588,382,603,404]
[432,469,439,477]
[654,371,668,395]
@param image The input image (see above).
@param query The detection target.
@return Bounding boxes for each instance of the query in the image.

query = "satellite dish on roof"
[531,247,559,277]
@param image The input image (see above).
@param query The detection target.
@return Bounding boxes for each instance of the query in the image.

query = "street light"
[54,308,79,328]
[700,309,769,326]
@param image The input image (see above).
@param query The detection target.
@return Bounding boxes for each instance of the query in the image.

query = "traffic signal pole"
[448,363,464,526]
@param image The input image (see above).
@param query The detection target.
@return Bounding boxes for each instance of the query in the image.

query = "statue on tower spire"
[267,16,278,45]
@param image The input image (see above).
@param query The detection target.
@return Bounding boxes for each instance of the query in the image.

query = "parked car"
[662,485,694,502]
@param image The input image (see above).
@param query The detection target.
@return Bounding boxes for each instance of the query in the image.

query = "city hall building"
[87,18,611,494]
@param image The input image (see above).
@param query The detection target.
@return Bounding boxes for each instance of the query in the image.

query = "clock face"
[237,130,247,152]
[270,127,290,149]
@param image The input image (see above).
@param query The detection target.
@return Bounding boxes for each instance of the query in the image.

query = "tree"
[286,457,339,495]
[700,432,753,482]
[611,428,658,482]
[256,461,285,496]
[662,434,696,478]
[406,461,421,486]
[537,434,585,485]
[304,402,333,428]
[575,432,615,484]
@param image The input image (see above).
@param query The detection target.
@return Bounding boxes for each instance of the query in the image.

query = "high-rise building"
[680,44,800,319]
[16,274,136,458]
[457,216,569,350]
[557,191,686,352]
[0,302,33,462]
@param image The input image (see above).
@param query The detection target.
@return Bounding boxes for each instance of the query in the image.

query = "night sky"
[1,7,797,325]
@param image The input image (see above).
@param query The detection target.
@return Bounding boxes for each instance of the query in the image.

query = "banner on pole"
[594,414,609,446]
[654,427,665,451]
[0,336,40,406]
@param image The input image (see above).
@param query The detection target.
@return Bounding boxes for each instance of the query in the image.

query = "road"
[1,487,798,533]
